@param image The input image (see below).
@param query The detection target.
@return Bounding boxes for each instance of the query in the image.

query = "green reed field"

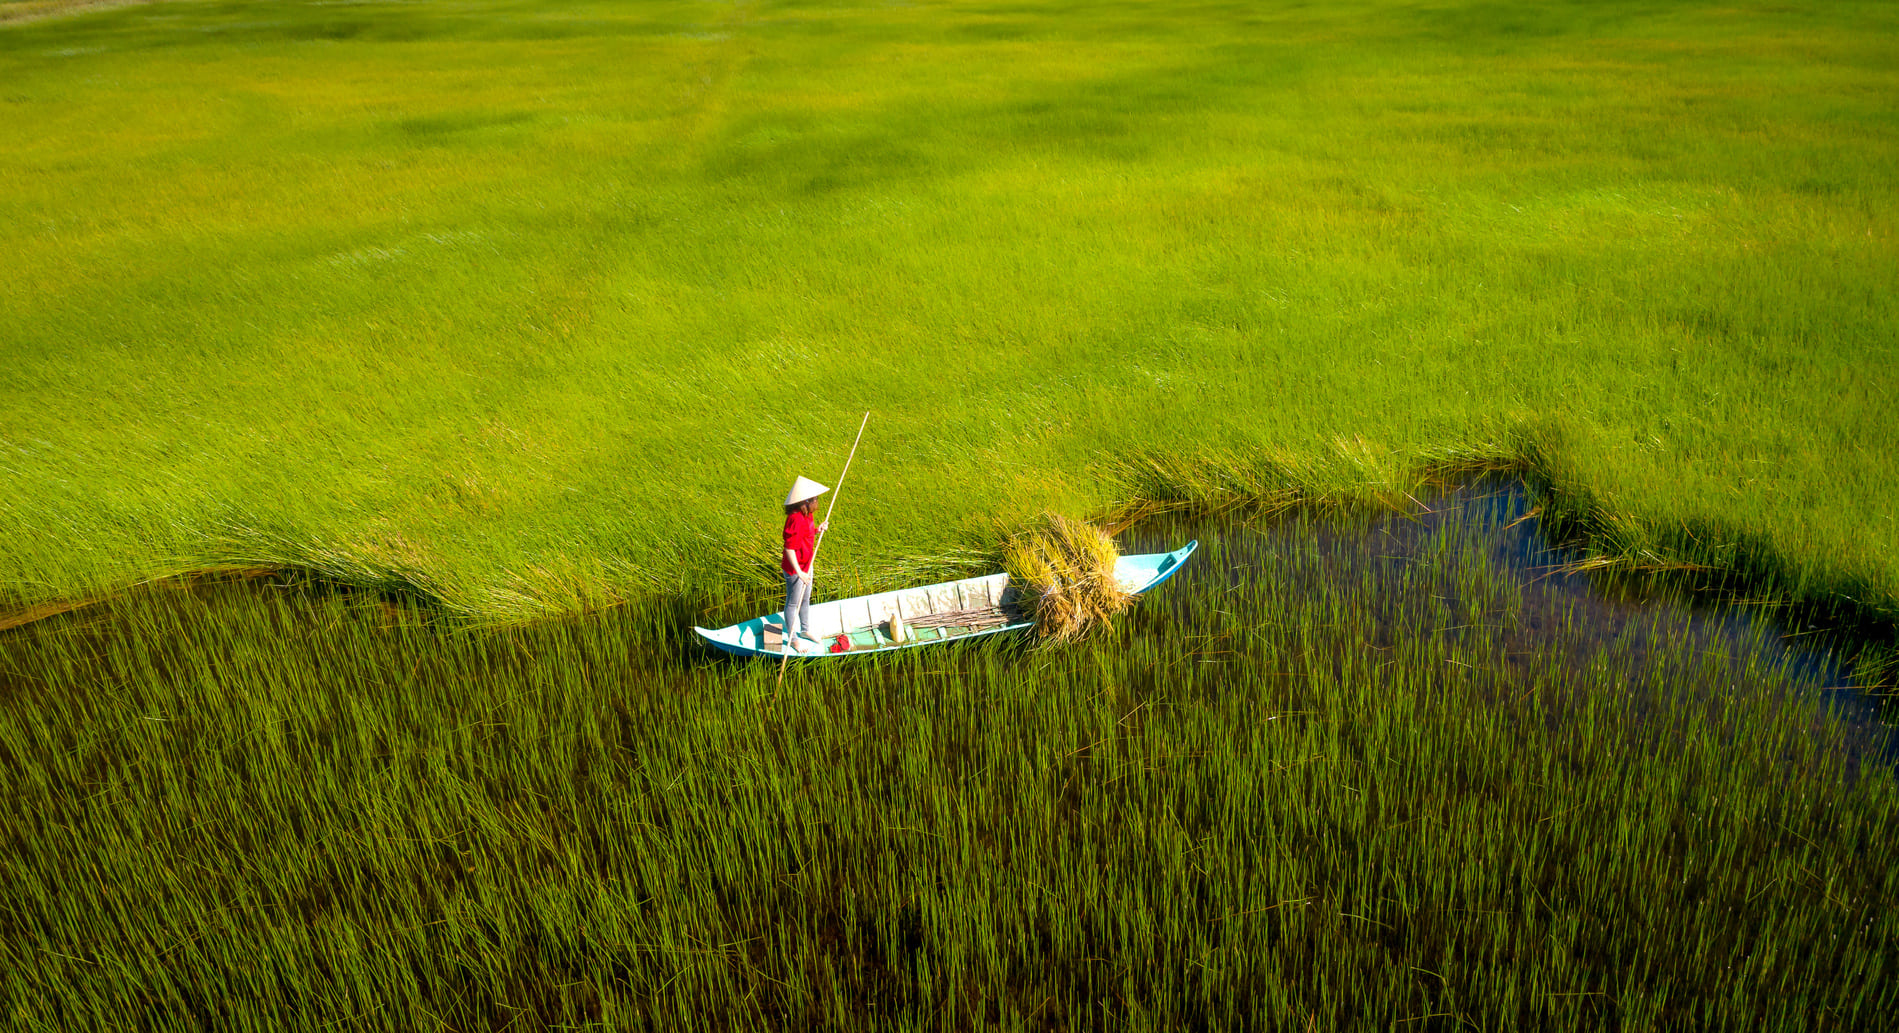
[7,5,1899,1028]
[4,500,1894,1029]
[2,0,1896,622]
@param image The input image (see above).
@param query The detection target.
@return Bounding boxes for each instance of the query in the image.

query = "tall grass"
[1,0,1896,626]
[3,493,1892,1029]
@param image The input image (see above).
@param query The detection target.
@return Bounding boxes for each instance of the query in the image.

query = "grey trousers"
[784,574,812,639]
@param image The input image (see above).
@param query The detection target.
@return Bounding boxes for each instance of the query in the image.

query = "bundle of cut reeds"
[1002,513,1132,643]
[903,605,1014,634]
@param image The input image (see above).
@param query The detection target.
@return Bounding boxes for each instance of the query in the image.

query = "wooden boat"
[693,540,1197,658]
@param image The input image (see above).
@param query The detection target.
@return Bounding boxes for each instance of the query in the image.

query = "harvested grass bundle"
[1003,513,1132,643]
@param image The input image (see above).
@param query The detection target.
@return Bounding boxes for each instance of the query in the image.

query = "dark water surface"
[1120,477,1894,773]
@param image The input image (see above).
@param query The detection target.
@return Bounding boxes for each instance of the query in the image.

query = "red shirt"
[782,510,817,576]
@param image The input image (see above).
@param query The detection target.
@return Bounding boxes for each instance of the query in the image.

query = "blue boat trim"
[692,539,1198,660]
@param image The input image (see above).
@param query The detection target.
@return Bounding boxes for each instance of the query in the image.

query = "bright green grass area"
[3,0,1896,619]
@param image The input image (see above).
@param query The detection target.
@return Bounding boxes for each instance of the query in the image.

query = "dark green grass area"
[2,0,1897,624]
[4,498,1893,1029]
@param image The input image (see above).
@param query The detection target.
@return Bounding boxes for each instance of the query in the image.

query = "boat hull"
[692,540,1197,659]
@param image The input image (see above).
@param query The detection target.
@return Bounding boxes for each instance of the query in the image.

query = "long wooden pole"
[779,411,869,680]
[811,411,869,574]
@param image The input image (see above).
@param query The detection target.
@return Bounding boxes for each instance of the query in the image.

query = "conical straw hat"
[785,475,830,506]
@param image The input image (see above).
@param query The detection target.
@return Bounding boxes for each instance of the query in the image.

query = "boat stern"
[693,623,766,657]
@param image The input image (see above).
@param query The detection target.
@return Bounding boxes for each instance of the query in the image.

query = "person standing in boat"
[782,476,831,653]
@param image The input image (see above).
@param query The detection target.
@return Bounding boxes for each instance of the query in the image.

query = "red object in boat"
[830,634,852,653]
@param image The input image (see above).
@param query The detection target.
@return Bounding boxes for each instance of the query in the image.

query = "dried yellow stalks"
[1002,513,1131,643]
